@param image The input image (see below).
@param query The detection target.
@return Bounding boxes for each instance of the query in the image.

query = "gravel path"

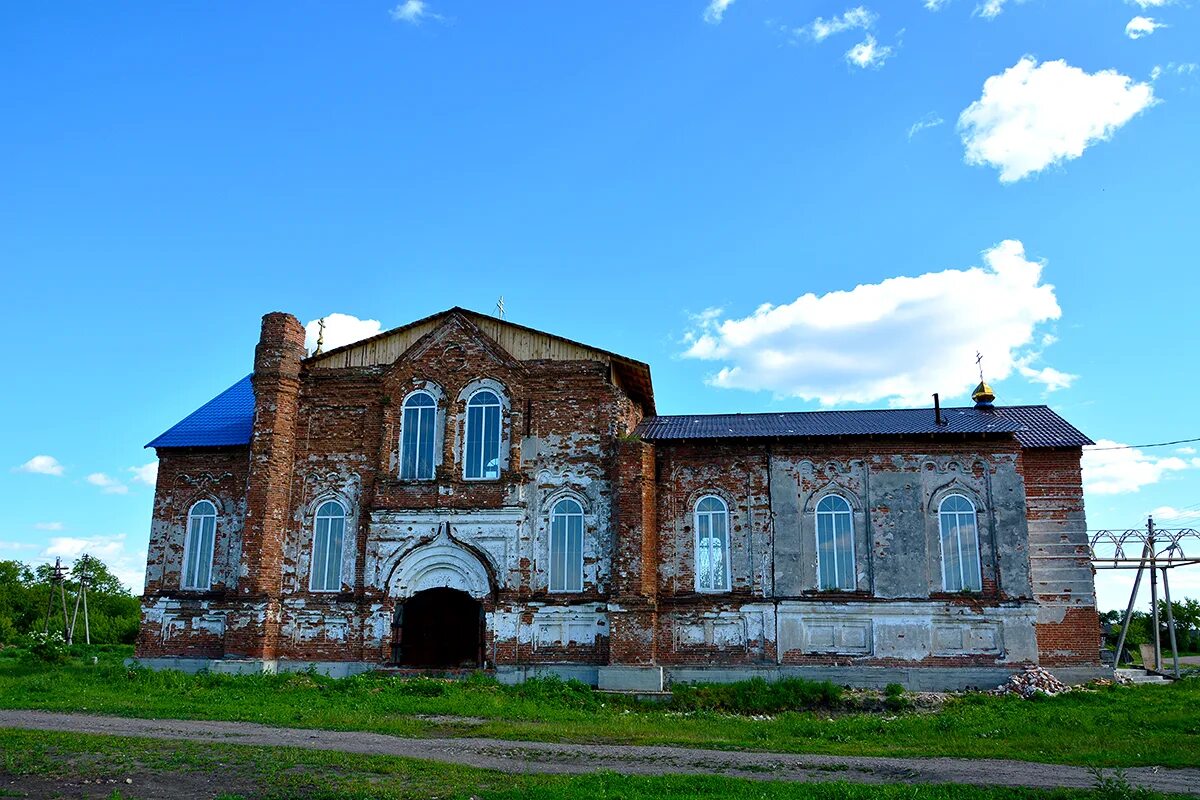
[3,710,1197,795]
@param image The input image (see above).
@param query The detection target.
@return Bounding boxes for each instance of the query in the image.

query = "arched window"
[549,498,584,592]
[815,495,855,591]
[939,494,982,592]
[182,500,217,590]
[399,391,437,480]
[464,389,502,480]
[310,500,346,592]
[695,496,730,592]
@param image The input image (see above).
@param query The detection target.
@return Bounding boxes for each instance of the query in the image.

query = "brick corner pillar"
[225,311,306,661]
[600,437,663,692]
[1024,447,1104,677]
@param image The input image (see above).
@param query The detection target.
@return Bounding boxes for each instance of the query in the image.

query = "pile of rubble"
[992,666,1072,698]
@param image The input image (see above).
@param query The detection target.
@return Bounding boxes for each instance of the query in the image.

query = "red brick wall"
[1019,448,1100,665]
[609,438,658,665]
[134,446,250,659]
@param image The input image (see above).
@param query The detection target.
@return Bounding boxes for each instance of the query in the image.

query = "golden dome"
[972,381,995,406]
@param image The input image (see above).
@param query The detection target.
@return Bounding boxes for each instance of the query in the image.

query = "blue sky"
[3,1,1198,609]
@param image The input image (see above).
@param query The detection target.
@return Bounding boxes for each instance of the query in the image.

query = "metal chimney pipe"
[933,393,944,426]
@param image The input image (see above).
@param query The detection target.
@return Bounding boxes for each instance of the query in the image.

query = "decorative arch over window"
[182,500,217,590]
[310,499,346,592]
[548,497,584,592]
[399,390,438,480]
[694,495,730,592]
[815,494,855,591]
[939,494,982,592]
[464,389,503,480]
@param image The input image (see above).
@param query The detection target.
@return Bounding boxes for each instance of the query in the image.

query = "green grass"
[1,646,1198,769]
[0,728,1183,800]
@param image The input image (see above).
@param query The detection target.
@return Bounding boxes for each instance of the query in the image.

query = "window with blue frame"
[464,389,502,480]
[399,391,437,480]
[815,495,856,591]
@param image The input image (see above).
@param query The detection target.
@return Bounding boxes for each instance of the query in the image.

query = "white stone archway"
[389,526,492,600]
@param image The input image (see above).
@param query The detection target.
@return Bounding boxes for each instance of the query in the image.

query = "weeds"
[669,677,842,714]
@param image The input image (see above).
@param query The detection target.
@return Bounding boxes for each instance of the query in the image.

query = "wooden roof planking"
[305,307,656,413]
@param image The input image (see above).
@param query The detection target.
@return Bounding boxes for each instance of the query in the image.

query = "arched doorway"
[392,587,483,667]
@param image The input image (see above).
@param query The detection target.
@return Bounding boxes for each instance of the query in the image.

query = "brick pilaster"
[225,312,305,659]
[608,438,658,665]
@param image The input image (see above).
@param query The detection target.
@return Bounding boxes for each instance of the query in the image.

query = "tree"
[0,555,140,645]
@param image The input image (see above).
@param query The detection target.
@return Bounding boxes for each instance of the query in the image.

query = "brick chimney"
[225,312,305,660]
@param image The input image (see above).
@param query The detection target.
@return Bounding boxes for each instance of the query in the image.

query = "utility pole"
[1148,517,1161,672]
[69,556,92,646]
[42,558,70,640]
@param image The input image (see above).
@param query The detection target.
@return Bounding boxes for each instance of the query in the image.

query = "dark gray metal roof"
[636,405,1092,449]
[990,405,1094,448]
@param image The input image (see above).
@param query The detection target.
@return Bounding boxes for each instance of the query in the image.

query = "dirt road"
[2,709,1197,796]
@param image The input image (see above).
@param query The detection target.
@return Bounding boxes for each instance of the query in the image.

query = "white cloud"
[128,461,158,487]
[845,34,893,69]
[389,0,442,25]
[703,0,735,24]
[1125,16,1165,39]
[800,7,877,42]
[1176,446,1196,455]
[304,313,383,355]
[17,455,64,476]
[1150,505,1200,522]
[958,57,1156,183]
[34,522,65,531]
[86,472,129,495]
[977,0,1016,19]
[1083,440,1189,495]
[909,113,945,139]
[924,0,951,9]
[1017,364,1077,392]
[41,534,146,592]
[1151,62,1197,82]
[978,0,1003,18]
[1126,0,1175,8]
[682,239,1066,406]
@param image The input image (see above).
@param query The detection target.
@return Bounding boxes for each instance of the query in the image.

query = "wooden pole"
[58,569,70,644]
[82,578,91,646]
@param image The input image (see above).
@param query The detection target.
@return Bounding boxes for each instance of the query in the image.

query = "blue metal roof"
[636,405,1092,449]
[145,375,255,449]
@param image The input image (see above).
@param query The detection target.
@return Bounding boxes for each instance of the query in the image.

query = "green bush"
[669,677,842,714]
[883,682,911,712]
[511,676,602,710]
[25,631,69,664]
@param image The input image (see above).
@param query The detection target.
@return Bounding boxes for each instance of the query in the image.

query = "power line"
[1089,438,1200,450]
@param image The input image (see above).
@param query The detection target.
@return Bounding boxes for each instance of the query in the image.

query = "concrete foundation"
[129,657,377,679]
[598,665,665,692]
[130,656,1110,690]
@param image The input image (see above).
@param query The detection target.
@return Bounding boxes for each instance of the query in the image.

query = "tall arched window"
[549,498,584,592]
[399,391,437,480]
[310,500,346,592]
[815,495,855,591]
[695,495,730,592]
[939,494,982,592]
[464,389,502,480]
[182,500,217,590]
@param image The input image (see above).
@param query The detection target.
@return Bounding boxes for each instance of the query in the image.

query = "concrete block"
[598,665,664,692]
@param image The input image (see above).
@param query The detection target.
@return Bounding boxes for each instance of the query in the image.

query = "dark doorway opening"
[392,588,483,667]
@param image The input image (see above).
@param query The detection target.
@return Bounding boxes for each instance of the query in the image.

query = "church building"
[135,308,1102,690]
